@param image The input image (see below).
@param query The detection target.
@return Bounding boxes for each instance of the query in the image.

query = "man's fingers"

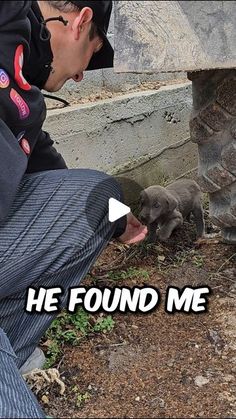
[122,225,148,244]
[127,212,143,228]
[117,212,148,244]
[125,231,147,244]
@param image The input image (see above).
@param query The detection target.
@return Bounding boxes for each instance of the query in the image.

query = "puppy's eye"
[154,202,160,208]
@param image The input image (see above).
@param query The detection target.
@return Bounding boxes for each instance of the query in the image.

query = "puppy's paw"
[157,231,171,242]
[147,233,158,243]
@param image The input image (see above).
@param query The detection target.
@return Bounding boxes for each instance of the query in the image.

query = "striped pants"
[0,169,124,418]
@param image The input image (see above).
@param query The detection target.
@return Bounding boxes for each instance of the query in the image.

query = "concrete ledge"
[44,81,197,194]
[52,70,187,102]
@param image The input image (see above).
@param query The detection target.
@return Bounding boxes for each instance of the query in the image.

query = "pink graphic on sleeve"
[0,69,10,88]
[10,88,30,120]
[14,44,31,91]
[20,138,31,155]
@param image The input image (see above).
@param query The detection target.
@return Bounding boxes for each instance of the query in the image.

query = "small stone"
[135,396,140,402]
[167,360,174,367]
[199,411,205,417]
[88,384,92,390]
[119,323,126,332]
[159,398,165,408]
[131,325,139,329]
[194,375,209,387]
[223,374,235,382]
[151,397,165,408]
[41,395,49,404]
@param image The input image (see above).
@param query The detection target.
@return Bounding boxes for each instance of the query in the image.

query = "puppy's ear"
[166,192,178,212]
[139,191,145,207]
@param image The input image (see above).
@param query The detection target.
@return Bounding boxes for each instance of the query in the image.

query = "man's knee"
[67,169,123,212]
[54,169,125,240]
[81,170,124,235]
[71,169,122,199]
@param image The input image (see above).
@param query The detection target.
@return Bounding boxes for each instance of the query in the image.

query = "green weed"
[108,267,149,281]
[42,308,115,368]
[72,386,91,407]
[76,392,90,407]
[93,315,115,333]
[192,255,204,268]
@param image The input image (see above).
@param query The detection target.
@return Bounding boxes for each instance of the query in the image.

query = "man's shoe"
[19,348,46,374]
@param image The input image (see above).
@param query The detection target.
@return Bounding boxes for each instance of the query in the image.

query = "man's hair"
[46,1,99,40]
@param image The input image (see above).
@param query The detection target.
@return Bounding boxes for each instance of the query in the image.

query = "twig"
[56,355,65,371]
[94,247,141,275]
[95,341,126,350]
[209,273,235,283]
[216,253,236,273]
[109,342,127,347]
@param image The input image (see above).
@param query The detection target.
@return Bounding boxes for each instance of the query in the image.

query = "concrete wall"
[44,81,198,202]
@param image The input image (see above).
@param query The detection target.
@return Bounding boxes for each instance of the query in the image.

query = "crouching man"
[0,1,147,417]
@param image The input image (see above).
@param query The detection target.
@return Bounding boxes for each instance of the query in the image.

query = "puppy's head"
[139,185,177,225]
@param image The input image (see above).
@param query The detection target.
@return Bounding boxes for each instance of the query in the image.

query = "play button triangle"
[108,198,130,222]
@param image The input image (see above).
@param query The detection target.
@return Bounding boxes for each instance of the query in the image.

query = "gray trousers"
[0,168,122,418]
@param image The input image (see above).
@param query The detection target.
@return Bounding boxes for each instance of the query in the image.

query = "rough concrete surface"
[114,1,236,73]
[44,82,196,189]
[53,70,187,103]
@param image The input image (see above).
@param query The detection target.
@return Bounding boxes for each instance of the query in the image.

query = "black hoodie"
[0,0,67,222]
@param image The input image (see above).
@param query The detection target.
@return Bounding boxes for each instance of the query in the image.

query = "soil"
[39,77,236,417]
[37,218,236,418]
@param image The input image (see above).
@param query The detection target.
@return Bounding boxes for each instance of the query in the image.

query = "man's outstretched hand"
[117,213,148,244]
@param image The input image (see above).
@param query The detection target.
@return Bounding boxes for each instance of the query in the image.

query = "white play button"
[108,198,130,222]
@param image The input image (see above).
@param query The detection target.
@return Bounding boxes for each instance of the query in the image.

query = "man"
[0,1,147,417]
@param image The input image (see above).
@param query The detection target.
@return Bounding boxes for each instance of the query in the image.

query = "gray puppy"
[139,179,205,242]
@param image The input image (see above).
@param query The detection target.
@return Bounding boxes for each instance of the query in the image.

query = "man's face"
[42,6,104,92]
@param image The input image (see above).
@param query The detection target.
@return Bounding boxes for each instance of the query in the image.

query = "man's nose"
[74,73,84,83]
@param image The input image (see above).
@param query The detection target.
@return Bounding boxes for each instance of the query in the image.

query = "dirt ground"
[31,216,236,419]
[37,74,236,418]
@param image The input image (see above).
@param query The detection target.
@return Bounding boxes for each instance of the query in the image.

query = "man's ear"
[72,7,93,39]
[165,192,178,212]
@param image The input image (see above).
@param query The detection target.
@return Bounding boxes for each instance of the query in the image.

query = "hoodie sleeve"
[0,1,50,221]
[26,130,67,173]
[0,119,28,222]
